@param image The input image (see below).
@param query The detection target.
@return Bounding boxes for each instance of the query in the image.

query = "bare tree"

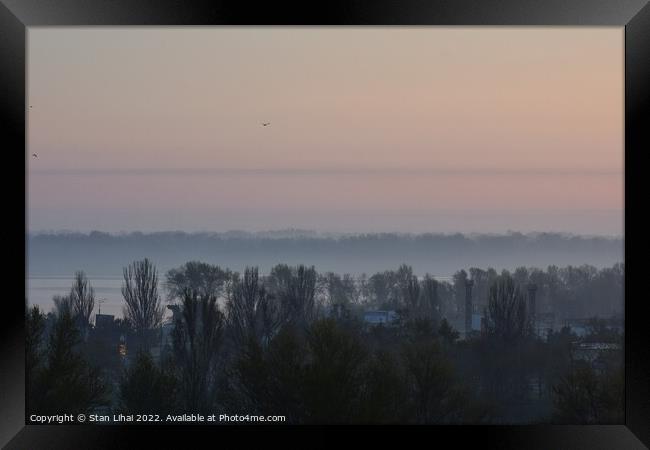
[485,274,532,342]
[165,261,230,302]
[320,272,358,307]
[122,259,165,349]
[404,275,421,318]
[367,271,396,309]
[396,264,415,309]
[226,267,281,349]
[52,294,73,318]
[69,271,95,337]
[452,269,469,316]
[277,265,318,328]
[421,275,440,323]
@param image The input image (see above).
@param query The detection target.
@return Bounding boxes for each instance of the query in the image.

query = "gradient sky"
[27,27,623,235]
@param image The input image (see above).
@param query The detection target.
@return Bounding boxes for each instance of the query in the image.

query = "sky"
[27,27,624,235]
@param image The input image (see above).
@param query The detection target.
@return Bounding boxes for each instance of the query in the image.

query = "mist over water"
[26,230,623,318]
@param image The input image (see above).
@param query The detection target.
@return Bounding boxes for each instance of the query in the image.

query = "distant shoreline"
[27,230,623,279]
[26,229,624,239]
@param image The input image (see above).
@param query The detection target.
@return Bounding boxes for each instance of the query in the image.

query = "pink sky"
[27,27,623,235]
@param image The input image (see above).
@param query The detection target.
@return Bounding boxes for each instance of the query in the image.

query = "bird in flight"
[32,153,38,158]
[262,122,270,127]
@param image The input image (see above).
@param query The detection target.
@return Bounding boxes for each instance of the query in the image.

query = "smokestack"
[465,279,474,335]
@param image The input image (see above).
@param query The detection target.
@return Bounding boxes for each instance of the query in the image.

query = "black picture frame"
[2,1,648,448]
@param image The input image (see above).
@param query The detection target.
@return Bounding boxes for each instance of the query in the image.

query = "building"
[363,310,398,326]
[91,313,121,348]
[471,312,484,332]
[564,318,591,337]
[94,313,115,330]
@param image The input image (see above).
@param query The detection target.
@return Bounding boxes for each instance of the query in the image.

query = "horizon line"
[26,229,624,239]
[28,167,623,177]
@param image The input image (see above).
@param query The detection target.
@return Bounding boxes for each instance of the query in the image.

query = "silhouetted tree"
[52,294,73,318]
[122,258,165,350]
[165,261,230,302]
[438,318,460,346]
[552,361,623,423]
[395,264,415,309]
[26,305,46,413]
[273,264,318,328]
[302,319,367,423]
[484,273,532,343]
[421,275,440,323]
[367,271,395,309]
[226,266,281,349]
[119,351,177,414]
[267,263,293,293]
[357,350,407,423]
[402,338,465,423]
[469,267,498,311]
[172,289,224,414]
[404,275,420,318]
[68,271,95,339]
[408,321,439,348]
[357,273,370,305]
[227,326,308,422]
[321,272,358,307]
[29,309,107,415]
[453,269,469,316]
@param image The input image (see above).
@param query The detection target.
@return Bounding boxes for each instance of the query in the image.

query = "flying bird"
[262,122,270,127]
[32,153,38,158]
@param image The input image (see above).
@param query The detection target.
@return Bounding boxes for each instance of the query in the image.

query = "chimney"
[465,279,474,335]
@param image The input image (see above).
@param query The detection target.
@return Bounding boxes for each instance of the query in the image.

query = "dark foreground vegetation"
[26,260,623,424]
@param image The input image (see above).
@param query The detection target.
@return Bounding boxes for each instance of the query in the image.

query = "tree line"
[26,259,624,424]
